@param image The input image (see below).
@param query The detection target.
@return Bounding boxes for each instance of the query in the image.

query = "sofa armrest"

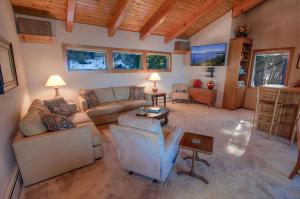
[13,125,94,186]
[78,96,88,111]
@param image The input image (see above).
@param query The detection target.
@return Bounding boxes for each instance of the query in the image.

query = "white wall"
[0,0,30,197]
[184,12,232,107]
[21,19,186,102]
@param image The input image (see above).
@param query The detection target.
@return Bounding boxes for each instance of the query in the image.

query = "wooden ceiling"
[10,0,266,43]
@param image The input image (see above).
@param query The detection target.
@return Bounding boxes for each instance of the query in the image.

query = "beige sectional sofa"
[78,86,152,125]
[13,99,103,186]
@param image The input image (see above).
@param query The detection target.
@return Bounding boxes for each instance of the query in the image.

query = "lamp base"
[55,88,60,97]
[152,87,158,93]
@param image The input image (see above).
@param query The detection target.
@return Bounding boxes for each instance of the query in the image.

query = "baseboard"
[4,168,22,199]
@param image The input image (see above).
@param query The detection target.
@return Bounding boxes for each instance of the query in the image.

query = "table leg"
[177,151,209,184]
[156,97,158,106]
[183,153,210,167]
[164,94,166,107]
[152,96,155,106]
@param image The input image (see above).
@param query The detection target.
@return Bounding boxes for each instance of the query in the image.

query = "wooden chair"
[252,87,284,139]
[290,101,300,145]
[289,117,300,179]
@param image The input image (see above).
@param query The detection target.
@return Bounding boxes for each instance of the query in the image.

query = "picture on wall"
[66,49,107,71]
[191,43,227,66]
[0,64,4,95]
[0,36,18,92]
[112,51,142,70]
[147,53,170,71]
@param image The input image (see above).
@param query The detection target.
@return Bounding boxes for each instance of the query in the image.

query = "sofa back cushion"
[94,88,115,103]
[113,86,130,101]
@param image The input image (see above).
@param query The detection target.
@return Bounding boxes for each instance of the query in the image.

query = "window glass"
[66,49,107,71]
[252,52,289,86]
[112,51,142,70]
[147,53,170,70]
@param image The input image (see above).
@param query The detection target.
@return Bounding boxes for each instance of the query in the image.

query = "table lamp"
[45,75,66,97]
[149,73,161,93]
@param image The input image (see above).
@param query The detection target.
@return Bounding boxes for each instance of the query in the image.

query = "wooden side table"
[147,92,167,107]
[177,132,214,184]
[189,88,217,107]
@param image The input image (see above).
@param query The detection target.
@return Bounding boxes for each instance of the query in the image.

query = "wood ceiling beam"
[108,0,134,37]
[139,0,180,40]
[232,0,266,18]
[66,0,76,32]
[164,0,224,43]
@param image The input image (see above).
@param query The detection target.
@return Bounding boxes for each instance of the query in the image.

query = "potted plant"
[235,25,250,38]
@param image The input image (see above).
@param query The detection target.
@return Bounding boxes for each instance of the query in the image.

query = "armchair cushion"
[118,114,163,136]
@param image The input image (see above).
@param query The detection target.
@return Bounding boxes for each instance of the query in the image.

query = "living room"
[1,0,300,198]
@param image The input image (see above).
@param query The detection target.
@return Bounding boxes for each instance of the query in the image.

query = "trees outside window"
[252,51,290,87]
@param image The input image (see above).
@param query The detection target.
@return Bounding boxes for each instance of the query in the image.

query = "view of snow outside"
[67,49,106,70]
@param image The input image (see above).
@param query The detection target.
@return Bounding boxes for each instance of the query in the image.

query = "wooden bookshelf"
[223,37,253,109]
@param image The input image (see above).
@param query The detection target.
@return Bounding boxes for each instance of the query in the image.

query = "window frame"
[62,44,172,73]
[146,52,171,72]
[62,44,109,72]
[249,47,295,87]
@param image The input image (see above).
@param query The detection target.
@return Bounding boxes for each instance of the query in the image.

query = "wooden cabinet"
[189,88,217,107]
[223,37,253,109]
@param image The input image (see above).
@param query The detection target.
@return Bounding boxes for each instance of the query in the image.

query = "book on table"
[146,107,161,113]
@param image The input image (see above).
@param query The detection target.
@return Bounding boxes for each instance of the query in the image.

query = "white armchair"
[172,84,189,104]
[110,114,183,182]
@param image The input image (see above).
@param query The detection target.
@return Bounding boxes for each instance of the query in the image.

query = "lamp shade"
[45,75,66,87]
[149,73,161,81]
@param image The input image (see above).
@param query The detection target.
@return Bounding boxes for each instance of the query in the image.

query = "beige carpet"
[20,103,300,199]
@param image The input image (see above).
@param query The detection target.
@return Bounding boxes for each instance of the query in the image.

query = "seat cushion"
[94,88,115,103]
[77,122,102,146]
[69,112,92,125]
[113,86,130,101]
[117,100,152,111]
[172,92,189,100]
[86,102,124,118]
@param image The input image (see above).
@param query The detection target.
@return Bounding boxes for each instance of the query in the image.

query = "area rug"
[20,103,300,199]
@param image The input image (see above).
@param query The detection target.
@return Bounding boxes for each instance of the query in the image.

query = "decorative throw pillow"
[129,86,145,100]
[80,90,99,108]
[40,113,75,132]
[44,97,74,116]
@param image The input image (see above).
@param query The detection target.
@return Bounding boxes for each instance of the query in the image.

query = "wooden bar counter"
[258,86,300,141]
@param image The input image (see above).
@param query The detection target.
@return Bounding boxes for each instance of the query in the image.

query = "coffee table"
[177,132,214,184]
[135,106,169,126]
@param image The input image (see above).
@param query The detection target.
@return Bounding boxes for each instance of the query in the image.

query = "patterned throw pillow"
[40,113,75,132]
[79,90,99,108]
[129,86,145,100]
[44,97,74,116]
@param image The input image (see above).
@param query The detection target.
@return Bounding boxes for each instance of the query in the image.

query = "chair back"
[174,84,188,92]
[258,87,280,103]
